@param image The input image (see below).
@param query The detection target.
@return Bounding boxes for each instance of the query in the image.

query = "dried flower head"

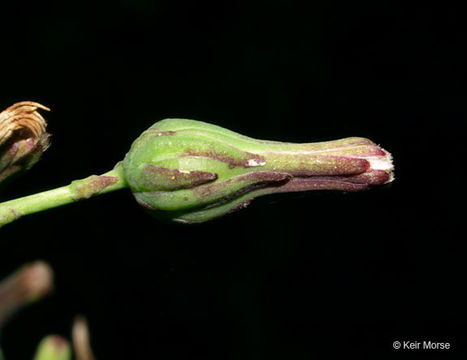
[0,101,50,187]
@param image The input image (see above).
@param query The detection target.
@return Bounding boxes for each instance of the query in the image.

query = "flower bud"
[0,101,50,188]
[122,119,394,223]
[33,336,71,360]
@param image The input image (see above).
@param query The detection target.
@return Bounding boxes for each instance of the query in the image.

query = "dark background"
[0,1,465,359]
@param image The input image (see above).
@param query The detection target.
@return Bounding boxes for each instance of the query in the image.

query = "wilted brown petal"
[0,101,50,186]
[0,101,49,146]
[0,261,54,328]
[72,315,97,360]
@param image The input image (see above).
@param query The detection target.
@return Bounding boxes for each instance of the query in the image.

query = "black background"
[0,1,465,359]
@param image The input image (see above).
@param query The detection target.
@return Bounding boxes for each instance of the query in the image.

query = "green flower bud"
[0,117,394,228]
[122,119,394,223]
[33,336,71,360]
[0,101,50,189]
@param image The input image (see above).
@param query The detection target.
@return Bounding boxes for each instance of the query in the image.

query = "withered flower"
[72,316,96,360]
[0,101,50,188]
[0,261,54,328]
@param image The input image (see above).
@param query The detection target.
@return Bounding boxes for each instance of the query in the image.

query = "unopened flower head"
[0,101,50,187]
[33,336,71,360]
[0,116,394,228]
[122,119,394,223]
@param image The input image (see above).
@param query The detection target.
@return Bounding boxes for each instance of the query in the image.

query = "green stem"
[0,163,128,229]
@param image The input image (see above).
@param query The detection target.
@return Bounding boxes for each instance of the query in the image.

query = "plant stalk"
[0,164,127,229]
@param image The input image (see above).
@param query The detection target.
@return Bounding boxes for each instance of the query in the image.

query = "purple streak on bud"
[182,149,266,169]
[140,165,218,191]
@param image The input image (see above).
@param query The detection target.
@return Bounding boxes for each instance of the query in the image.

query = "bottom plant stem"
[0,164,128,229]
